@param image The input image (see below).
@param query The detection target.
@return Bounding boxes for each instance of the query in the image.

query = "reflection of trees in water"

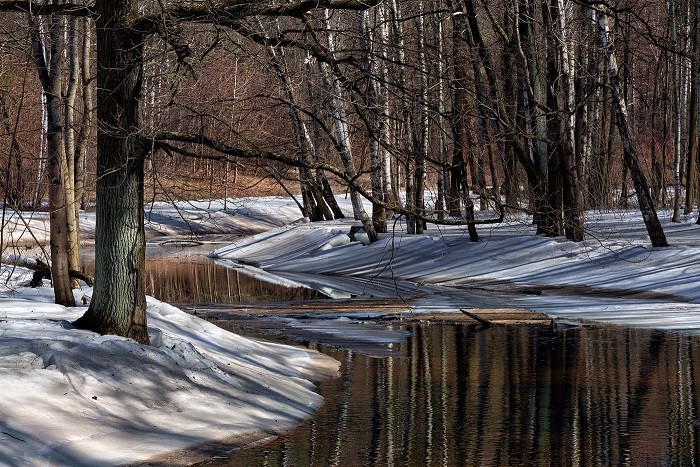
[218,324,700,466]
[82,258,319,303]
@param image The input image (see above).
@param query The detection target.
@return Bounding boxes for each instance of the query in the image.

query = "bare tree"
[69,0,382,343]
[596,5,668,247]
[30,13,74,306]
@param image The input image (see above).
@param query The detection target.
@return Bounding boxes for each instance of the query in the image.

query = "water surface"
[82,249,320,304]
[206,324,700,466]
[83,251,700,465]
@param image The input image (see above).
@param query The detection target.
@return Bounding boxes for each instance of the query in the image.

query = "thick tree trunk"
[47,57,75,305]
[74,0,150,344]
[597,8,668,247]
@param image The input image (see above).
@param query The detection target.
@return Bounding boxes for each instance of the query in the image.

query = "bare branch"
[132,0,381,32]
[152,131,504,227]
[0,1,94,17]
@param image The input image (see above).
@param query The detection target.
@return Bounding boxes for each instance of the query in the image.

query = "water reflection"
[81,257,321,304]
[210,324,700,466]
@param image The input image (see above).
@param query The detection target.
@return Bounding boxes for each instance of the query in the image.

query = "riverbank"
[211,207,700,334]
[0,284,339,465]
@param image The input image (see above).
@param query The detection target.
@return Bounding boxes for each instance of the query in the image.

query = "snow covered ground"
[0,284,339,466]
[3,195,700,465]
[212,206,700,333]
[1,197,306,251]
[0,197,336,466]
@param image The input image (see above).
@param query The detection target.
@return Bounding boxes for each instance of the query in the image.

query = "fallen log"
[460,308,499,326]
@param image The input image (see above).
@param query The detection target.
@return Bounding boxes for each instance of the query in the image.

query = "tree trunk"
[542,0,565,237]
[516,0,550,230]
[31,15,75,307]
[669,0,683,223]
[361,10,388,233]
[449,6,469,218]
[435,9,447,222]
[265,30,332,221]
[64,16,81,285]
[686,0,700,214]
[596,7,669,247]
[447,4,478,240]
[74,0,150,344]
[414,0,428,234]
[320,8,377,240]
[555,0,584,241]
[74,17,93,211]
[303,50,345,220]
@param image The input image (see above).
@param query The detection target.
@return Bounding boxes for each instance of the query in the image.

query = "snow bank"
[214,209,700,332]
[214,210,700,299]
[1,197,311,250]
[0,279,339,466]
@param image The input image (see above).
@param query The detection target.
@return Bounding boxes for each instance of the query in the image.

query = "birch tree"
[554,0,584,241]
[596,6,668,247]
[318,7,377,240]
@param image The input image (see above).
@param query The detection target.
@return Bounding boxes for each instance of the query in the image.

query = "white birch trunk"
[321,9,376,239]
[597,7,668,247]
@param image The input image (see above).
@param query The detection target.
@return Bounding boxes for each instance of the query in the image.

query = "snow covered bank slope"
[0,285,338,466]
[213,210,700,331]
[2,197,309,247]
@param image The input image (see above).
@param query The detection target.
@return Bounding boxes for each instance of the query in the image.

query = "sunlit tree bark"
[74,0,149,342]
[30,14,74,306]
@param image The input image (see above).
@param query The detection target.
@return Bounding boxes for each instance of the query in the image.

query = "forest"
[0,0,696,342]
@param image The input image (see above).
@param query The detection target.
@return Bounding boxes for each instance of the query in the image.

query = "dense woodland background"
[3,1,699,236]
[0,0,698,338]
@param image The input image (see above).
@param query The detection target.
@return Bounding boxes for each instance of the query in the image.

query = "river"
[211,324,700,466]
[87,247,700,465]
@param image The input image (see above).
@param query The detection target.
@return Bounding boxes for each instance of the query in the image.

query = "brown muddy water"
[85,249,700,466]
[81,241,321,304]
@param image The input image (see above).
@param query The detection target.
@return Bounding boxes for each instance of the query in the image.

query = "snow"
[1,197,308,249]
[0,271,339,465]
[212,207,700,334]
[4,194,700,465]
